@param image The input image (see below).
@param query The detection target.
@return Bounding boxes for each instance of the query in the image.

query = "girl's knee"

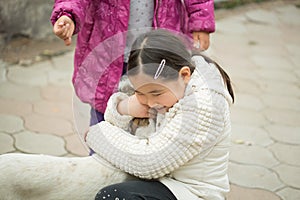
[95,185,129,200]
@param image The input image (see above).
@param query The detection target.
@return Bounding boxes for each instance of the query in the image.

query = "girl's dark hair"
[127,29,234,102]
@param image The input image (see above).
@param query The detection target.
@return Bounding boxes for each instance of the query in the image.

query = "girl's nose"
[147,98,156,108]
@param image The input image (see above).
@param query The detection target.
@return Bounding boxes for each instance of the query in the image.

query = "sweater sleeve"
[50,0,88,34]
[184,0,215,33]
[86,89,228,179]
[104,92,134,130]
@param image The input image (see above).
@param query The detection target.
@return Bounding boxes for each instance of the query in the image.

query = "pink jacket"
[51,0,215,113]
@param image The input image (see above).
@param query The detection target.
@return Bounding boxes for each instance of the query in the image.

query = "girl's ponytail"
[199,54,235,103]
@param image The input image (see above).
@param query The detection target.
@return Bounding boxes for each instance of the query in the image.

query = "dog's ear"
[118,75,135,95]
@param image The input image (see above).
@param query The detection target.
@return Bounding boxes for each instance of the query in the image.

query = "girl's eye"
[152,93,161,97]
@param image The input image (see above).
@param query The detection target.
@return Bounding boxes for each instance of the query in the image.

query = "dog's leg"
[0,153,130,200]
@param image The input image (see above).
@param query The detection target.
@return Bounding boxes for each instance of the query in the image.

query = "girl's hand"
[117,95,150,118]
[192,31,210,51]
[53,15,75,46]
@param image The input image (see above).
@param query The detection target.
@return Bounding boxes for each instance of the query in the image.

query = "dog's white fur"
[0,153,133,200]
[0,76,147,200]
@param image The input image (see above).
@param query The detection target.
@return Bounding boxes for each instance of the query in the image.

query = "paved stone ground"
[0,1,299,199]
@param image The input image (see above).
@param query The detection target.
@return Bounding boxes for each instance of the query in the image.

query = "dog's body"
[0,76,151,200]
[0,153,132,200]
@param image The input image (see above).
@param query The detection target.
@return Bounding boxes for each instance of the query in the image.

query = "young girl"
[51,0,215,126]
[86,29,234,200]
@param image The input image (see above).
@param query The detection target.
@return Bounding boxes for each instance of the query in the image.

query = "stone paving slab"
[24,113,73,136]
[277,187,300,200]
[228,162,284,192]
[0,114,24,133]
[0,132,15,154]
[273,164,300,189]
[227,184,281,200]
[265,124,300,145]
[0,99,33,117]
[7,65,49,86]
[231,124,273,147]
[14,131,67,156]
[0,82,42,102]
[0,1,300,199]
[230,145,279,168]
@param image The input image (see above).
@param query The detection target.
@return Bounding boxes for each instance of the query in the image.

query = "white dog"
[0,153,133,200]
[0,76,151,200]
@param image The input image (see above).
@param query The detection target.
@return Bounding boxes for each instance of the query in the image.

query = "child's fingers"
[64,37,72,46]
[62,23,70,37]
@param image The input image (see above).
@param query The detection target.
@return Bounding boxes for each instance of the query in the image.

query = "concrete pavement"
[0,1,299,199]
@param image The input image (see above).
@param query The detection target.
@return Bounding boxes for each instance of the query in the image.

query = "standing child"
[51,0,215,126]
[86,29,234,200]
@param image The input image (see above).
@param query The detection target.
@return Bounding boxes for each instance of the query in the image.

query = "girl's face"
[129,67,191,113]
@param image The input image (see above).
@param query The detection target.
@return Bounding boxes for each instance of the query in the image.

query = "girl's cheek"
[137,95,147,105]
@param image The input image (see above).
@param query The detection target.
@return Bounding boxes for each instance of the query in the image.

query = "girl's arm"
[183,0,215,33]
[50,0,88,35]
[103,92,134,131]
[86,89,229,179]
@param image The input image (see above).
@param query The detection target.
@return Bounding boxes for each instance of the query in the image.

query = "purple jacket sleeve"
[184,0,215,33]
[50,0,88,34]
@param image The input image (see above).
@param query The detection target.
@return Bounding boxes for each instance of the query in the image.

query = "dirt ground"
[0,36,76,65]
[0,0,298,66]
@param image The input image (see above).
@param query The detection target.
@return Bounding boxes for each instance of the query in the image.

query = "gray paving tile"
[14,131,67,156]
[228,162,284,192]
[263,108,300,126]
[33,100,73,121]
[0,114,24,133]
[286,44,300,58]
[230,145,279,168]
[258,80,300,98]
[233,93,265,111]
[245,23,281,38]
[270,143,300,166]
[231,124,273,147]
[216,17,247,35]
[245,9,280,25]
[276,5,300,26]
[231,107,268,126]
[40,85,73,103]
[265,124,300,145]
[260,94,300,111]
[250,54,295,70]
[0,82,41,102]
[0,99,32,117]
[277,187,300,200]
[256,68,298,83]
[7,65,49,86]
[0,132,15,154]
[295,69,300,79]
[24,113,73,136]
[47,69,73,86]
[231,78,262,96]
[273,164,300,188]
[0,61,6,83]
[227,184,280,200]
[249,44,286,57]
[51,51,74,71]
[64,134,89,156]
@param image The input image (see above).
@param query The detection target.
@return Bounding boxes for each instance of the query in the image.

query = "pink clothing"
[51,0,215,113]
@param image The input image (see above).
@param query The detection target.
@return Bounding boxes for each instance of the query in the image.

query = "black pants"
[95,180,177,200]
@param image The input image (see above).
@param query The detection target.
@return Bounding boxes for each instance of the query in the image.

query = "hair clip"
[154,59,166,79]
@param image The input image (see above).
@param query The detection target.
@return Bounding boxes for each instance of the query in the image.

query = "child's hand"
[192,31,210,51]
[53,15,75,46]
[118,95,150,118]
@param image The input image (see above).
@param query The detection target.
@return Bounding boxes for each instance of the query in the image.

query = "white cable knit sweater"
[86,56,233,200]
